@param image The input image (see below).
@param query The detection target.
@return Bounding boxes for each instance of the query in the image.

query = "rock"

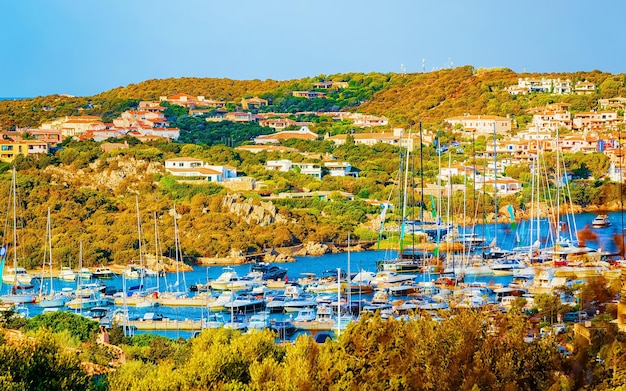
[263,252,295,263]
[293,242,329,256]
[222,193,290,226]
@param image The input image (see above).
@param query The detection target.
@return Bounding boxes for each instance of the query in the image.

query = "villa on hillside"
[0,139,49,162]
[41,115,105,138]
[475,177,522,194]
[572,111,620,130]
[292,91,327,99]
[159,94,218,109]
[164,157,237,182]
[438,165,480,181]
[259,118,296,130]
[265,159,323,179]
[444,114,512,136]
[574,80,596,95]
[235,145,299,154]
[598,97,626,110]
[241,97,268,110]
[253,126,318,144]
[506,78,572,95]
[4,129,63,146]
[326,128,431,150]
[324,161,359,177]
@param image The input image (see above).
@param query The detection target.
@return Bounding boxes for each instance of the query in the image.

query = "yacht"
[92,267,116,279]
[2,267,33,285]
[591,214,610,228]
[58,267,77,282]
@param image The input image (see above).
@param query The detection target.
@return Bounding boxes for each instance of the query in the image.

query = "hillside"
[0,67,624,265]
[2,66,625,130]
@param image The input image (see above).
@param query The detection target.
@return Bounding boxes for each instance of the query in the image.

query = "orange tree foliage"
[104,311,585,390]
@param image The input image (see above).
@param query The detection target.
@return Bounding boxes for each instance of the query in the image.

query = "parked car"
[553,324,566,335]
[557,346,572,356]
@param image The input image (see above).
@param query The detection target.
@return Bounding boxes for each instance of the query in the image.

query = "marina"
[0,211,623,340]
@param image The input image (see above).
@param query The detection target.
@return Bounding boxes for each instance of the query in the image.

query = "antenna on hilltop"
[448,58,453,69]
[400,63,406,77]
[422,58,425,73]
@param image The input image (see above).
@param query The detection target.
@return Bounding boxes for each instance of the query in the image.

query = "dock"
[126,318,203,331]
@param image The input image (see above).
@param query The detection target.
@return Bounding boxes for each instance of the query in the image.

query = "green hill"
[2,66,625,130]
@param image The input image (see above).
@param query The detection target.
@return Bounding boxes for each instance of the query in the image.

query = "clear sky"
[1,0,623,98]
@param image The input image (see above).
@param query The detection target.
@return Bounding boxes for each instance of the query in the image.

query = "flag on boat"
[507,205,517,230]
[0,257,4,290]
[379,203,388,222]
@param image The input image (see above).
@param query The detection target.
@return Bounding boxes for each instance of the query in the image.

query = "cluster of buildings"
[0,101,182,161]
[506,78,597,95]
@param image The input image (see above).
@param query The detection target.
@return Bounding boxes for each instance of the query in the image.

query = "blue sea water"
[4,210,625,339]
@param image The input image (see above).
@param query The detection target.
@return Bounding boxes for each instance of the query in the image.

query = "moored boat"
[591,214,610,228]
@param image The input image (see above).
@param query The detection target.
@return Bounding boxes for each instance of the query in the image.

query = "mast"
[11,168,17,283]
[135,195,144,290]
[492,122,498,247]
[336,267,341,337]
[153,211,160,292]
[400,130,411,254]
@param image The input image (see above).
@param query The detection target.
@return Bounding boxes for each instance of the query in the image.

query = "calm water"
[5,210,625,339]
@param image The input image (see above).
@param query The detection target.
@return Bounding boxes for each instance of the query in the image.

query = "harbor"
[0,210,623,340]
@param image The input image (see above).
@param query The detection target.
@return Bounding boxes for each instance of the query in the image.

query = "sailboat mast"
[135,195,144,288]
[400,130,411,254]
[11,168,17,280]
[492,122,498,246]
[154,211,160,292]
[419,122,424,223]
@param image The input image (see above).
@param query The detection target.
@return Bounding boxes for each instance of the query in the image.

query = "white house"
[253,126,318,144]
[265,159,323,178]
[476,177,522,194]
[444,114,511,136]
[324,161,359,177]
[164,157,237,182]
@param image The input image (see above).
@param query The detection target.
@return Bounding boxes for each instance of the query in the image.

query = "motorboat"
[37,289,72,308]
[2,267,33,285]
[270,320,297,339]
[223,294,265,313]
[67,293,114,310]
[294,307,316,322]
[204,313,226,329]
[210,268,257,291]
[489,258,528,276]
[58,267,76,282]
[223,313,248,332]
[591,214,610,228]
[370,271,417,287]
[92,267,116,279]
[248,262,288,281]
[78,268,93,280]
[247,311,271,331]
[206,291,235,312]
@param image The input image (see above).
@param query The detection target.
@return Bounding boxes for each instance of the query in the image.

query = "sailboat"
[377,127,434,274]
[37,208,72,308]
[115,197,159,308]
[0,168,36,304]
[67,241,113,310]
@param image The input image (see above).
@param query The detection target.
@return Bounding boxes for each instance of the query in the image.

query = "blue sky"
[1,0,622,98]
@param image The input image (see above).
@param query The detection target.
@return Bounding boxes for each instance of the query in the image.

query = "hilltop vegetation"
[4,66,626,130]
